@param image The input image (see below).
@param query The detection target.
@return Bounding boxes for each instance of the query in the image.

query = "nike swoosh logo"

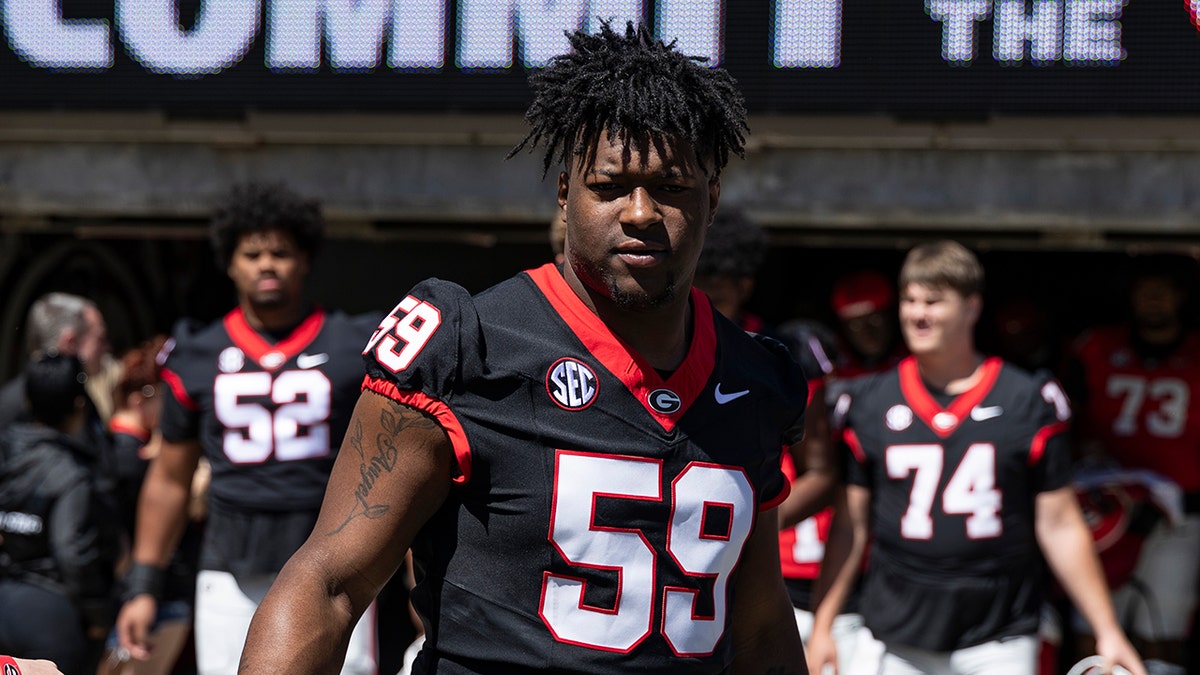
[970,405,1004,421]
[714,384,750,405]
[297,353,329,369]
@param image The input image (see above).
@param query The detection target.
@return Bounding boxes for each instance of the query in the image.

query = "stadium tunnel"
[1,113,1198,380]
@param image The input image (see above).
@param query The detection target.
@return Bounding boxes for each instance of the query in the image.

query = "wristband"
[122,562,166,603]
[0,655,23,674]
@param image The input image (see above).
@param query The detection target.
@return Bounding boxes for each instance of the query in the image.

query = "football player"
[240,21,810,674]
[808,241,1145,675]
[114,183,382,674]
[1065,254,1200,675]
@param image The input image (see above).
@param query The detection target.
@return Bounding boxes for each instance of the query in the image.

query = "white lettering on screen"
[1,0,1127,74]
[119,0,258,74]
[774,0,841,68]
[4,0,111,68]
[929,0,1125,65]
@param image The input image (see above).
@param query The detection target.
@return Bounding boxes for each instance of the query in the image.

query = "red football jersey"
[778,448,835,581]
[1072,327,1200,492]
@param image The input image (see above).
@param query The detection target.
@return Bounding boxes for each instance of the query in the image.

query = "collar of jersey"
[223,306,327,371]
[898,355,1002,438]
[525,263,716,432]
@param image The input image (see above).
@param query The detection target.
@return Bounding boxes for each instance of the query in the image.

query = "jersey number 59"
[541,451,755,656]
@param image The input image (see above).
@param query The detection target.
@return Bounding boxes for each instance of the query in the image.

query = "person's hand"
[12,658,65,675]
[805,626,838,675]
[1094,629,1147,675]
[116,595,158,660]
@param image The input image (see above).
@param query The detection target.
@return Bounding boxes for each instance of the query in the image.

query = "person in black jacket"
[0,354,119,675]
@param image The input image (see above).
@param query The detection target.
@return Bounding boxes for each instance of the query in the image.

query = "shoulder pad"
[362,278,483,400]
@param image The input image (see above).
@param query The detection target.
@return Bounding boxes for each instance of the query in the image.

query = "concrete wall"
[2,113,1199,246]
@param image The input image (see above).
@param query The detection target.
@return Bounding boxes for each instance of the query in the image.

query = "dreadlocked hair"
[510,21,748,177]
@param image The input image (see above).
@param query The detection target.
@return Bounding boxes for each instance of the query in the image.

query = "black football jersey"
[362,264,807,674]
[834,356,1073,651]
[160,307,379,513]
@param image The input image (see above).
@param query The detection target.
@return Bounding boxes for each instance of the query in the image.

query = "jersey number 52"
[214,371,332,464]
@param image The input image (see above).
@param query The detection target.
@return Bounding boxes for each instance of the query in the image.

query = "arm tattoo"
[327,400,439,536]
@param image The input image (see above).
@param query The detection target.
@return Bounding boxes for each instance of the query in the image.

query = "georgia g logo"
[5,663,19,675]
[648,388,682,414]
[546,358,599,411]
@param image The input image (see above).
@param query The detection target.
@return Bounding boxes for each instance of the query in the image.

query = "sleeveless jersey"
[160,307,380,512]
[835,356,1072,651]
[361,264,808,674]
[1070,326,1200,493]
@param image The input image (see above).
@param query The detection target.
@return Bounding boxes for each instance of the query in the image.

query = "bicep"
[303,389,456,603]
[1035,486,1084,535]
[147,438,202,488]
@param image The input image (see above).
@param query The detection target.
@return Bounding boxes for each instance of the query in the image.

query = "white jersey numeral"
[1107,374,1189,439]
[886,443,1002,540]
[791,516,825,564]
[214,370,332,464]
[366,296,442,373]
[541,452,754,656]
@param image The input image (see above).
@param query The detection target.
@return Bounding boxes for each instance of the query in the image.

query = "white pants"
[872,635,1039,675]
[794,608,883,675]
[1110,515,1200,641]
[1072,514,1200,642]
[195,569,378,675]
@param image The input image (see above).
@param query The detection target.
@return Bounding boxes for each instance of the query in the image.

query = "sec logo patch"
[547,358,599,410]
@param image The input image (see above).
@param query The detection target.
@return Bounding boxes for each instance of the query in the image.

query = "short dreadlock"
[209,182,325,270]
[510,21,748,177]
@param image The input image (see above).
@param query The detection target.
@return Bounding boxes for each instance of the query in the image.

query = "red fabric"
[0,655,22,674]
[1071,326,1200,491]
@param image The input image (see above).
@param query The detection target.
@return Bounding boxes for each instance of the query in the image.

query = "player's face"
[73,306,110,377]
[1130,275,1184,332]
[558,129,720,311]
[899,283,980,356]
[841,310,894,359]
[227,229,310,311]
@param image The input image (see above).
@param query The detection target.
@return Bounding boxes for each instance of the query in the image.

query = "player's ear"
[557,171,570,210]
[966,292,983,325]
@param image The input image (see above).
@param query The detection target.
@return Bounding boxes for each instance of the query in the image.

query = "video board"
[3,0,1200,114]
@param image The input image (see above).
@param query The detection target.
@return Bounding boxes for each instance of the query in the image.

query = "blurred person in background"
[809,241,1144,675]
[1064,253,1200,675]
[987,298,1060,374]
[114,182,382,675]
[99,336,205,675]
[693,206,771,335]
[0,354,120,675]
[0,293,112,467]
[829,270,906,379]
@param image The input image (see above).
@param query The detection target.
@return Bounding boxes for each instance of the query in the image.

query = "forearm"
[778,468,837,529]
[811,490,866,633]
[239,554,361,674]
[1038,513,1123,640]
